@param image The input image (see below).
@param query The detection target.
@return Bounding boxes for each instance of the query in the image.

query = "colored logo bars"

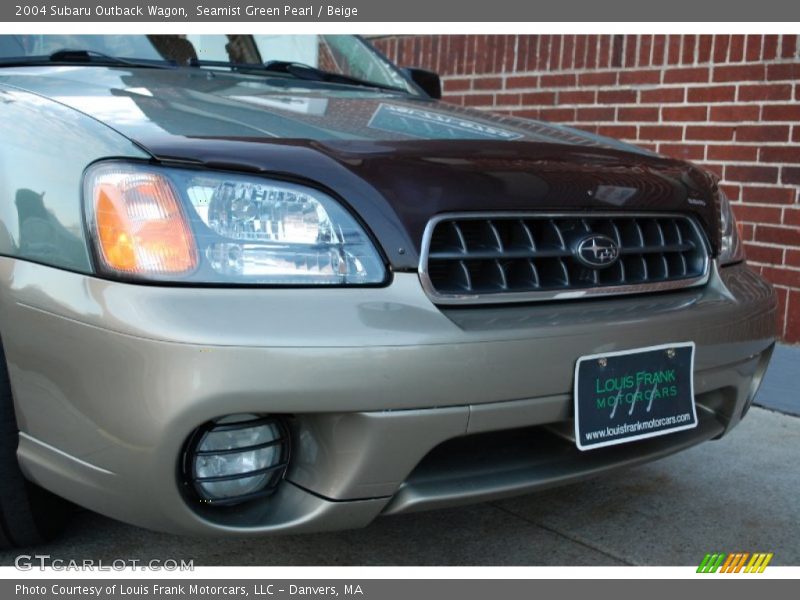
[697,552,774,573]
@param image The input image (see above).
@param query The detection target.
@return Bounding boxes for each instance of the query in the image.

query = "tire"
[0,338,69,548]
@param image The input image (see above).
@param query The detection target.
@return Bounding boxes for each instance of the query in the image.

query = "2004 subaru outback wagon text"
[0,34,776,547]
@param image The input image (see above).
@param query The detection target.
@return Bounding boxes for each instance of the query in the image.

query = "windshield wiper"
[263,60,408,93]
[188,58,408,94]
[0,49,174,69]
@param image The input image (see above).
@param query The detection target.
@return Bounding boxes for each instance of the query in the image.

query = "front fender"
[0,84,150,273]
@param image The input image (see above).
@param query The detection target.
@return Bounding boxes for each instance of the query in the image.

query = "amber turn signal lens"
[89,167,197,276]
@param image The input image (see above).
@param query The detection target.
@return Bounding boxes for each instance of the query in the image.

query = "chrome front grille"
[419,213,710,304]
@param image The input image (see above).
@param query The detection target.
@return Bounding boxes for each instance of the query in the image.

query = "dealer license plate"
[574,342,698,451]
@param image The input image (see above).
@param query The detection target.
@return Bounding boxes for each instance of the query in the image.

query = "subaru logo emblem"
[574,234,620,268]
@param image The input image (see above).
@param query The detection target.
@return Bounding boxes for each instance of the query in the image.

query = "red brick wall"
[373,34,800,342]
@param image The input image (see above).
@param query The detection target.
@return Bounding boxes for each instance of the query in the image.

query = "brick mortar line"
[443,61,800,74]
[448,103,800,119]
[454,107,800,123]
[439,59,800,78]
[459,83,800,92]
[460,94,800,103]
[471,103,800,111]
[486,96,800,102]
[741,237,800,246]
[423,45,800,69]
[749,259,800,268]
[455,65,800,76]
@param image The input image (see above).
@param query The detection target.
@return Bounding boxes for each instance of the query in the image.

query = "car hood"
[0,66,720,269]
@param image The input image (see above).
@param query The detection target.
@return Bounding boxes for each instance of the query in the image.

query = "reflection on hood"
[0,65,652,156]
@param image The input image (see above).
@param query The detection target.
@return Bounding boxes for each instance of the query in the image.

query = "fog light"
[183,414,290,505]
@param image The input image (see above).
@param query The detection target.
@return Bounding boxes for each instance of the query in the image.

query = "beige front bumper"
[0,258,776,535]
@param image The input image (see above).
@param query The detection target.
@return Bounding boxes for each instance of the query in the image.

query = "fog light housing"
[182,414,290,505]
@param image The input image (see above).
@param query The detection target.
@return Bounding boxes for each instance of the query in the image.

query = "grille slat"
[430,248,574,260]
[420,213,710,304]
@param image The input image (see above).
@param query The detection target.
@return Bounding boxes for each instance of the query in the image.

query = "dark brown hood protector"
[0,66,720,270]
[133,135,721,271]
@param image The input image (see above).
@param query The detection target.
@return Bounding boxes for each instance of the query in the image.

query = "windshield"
[0,34,417,94]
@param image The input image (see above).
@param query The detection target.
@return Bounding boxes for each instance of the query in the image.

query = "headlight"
[84,162,386,284]
[717,188,745,265]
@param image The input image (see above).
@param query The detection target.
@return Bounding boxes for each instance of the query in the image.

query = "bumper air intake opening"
[383,403,727,516]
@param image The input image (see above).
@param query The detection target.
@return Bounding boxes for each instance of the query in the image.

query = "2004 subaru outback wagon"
[0,34,776,547]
